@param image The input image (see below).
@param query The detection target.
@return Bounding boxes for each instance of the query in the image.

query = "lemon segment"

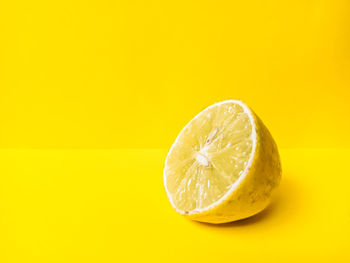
[164,100,281,223]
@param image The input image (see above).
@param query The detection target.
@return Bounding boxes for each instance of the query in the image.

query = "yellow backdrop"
[0,1,350,263]
[0,0,349,149]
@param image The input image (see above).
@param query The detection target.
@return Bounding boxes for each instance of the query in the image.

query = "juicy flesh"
[165,102,253,213]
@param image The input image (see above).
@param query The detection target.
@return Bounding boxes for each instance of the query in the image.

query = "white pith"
[163,100,257,215]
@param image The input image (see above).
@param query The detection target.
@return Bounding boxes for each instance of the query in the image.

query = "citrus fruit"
[163,100,281,224]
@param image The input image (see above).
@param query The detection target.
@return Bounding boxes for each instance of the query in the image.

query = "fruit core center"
[196,149,210,167]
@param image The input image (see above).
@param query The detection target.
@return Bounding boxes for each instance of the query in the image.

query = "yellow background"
[0,149,349,262]
[0,0,349,262]
[1,0,349,148]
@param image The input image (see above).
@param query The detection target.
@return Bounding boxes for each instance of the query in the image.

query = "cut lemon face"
[164,100,281,223]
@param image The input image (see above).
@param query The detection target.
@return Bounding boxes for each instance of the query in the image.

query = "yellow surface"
[0,149,349,262]
[0,0,350,148]
[0,0,349,262]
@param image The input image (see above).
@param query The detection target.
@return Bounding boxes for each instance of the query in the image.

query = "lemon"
[163,100,281,224]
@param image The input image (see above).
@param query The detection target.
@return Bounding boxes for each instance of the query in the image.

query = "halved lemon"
[163,100,281,224]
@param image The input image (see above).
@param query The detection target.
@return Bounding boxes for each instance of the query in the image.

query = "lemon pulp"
[164,102,253,214]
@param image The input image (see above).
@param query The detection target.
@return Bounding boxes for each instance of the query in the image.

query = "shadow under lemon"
[189,174,305,229]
